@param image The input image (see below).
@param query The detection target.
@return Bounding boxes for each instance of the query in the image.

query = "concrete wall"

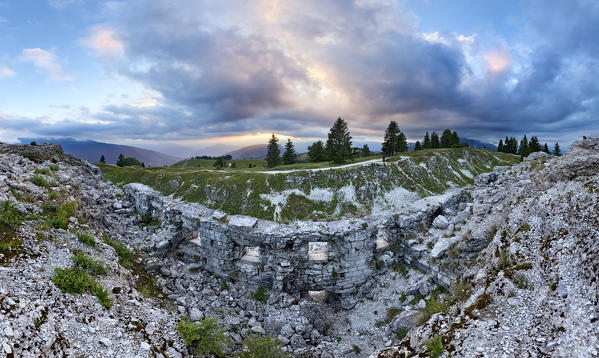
[124,183,468,296]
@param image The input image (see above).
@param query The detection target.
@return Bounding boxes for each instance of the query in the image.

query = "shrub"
[30,174,49,187]
[46,201,77,229]
[175,317,228,357]
[52,267,113,308]
[72,250,108,275]
[77,231,97,247]
[0,201,23,231]
[519,222,530,232]
[352,345,361,354]
[102,234,133,269]
[240,334,289,358]
[399,291,407,302]
[397,327,409,340]
[253,286,269,303]
[426,336,444,358]
[425,298,449,315]
[48,164,59,171]
[34,168,50,175]
[30,141,37,146]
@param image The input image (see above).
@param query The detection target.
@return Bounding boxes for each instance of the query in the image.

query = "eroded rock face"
[379,138,599,357]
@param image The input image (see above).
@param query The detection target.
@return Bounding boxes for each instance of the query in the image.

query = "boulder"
[432,215,449,229]
[391,310,419,333]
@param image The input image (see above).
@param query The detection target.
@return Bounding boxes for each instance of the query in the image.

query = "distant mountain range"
[19,138,183,167]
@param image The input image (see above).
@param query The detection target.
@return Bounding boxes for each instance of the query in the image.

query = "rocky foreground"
[0,139,598,357]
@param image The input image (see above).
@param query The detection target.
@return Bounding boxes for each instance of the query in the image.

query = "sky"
[0,0,598,156]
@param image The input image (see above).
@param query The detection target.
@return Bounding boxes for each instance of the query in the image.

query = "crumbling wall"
[124,183,468,296]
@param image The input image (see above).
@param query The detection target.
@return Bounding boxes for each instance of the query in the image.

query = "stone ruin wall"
[124,183,468,298]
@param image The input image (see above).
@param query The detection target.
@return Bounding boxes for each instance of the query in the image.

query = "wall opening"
[308,290,328,303]
[309,242,328,263]
[190,231,202,247]
[240,246,260,265]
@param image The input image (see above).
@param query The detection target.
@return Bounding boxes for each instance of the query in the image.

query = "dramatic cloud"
[20,48,72,81]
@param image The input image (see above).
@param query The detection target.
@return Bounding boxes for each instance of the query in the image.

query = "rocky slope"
[378,138,599,357]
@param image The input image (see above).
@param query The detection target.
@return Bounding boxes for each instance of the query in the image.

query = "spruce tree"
[554,142,561,156]
[265,134,281,168]
[382,121,401,156]
[497,140,504,152]
[529,136,541,153]
[431,132,440,149]
[504,136,509,152]
[100,155,105,163]
[397,131,408,152]
[326,117,352,163]
[282,139,297,165]
[423,132,431,149]
[519,135,530,158]
[361,144,371,157]
[440,129,452,148]
[414,141,422,151]
[450,131,460,147]
[543,143,550,154]
[308,140,326,162]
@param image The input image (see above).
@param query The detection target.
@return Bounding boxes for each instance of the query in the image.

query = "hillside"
[100,148,519,222]
[20,138,183,167]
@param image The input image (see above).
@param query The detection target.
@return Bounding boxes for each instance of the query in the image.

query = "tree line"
[497,135,560,157]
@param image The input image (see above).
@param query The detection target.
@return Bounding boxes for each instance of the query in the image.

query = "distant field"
[100,148,520,222]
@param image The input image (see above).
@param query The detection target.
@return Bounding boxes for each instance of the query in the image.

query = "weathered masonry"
[124,183,469,296]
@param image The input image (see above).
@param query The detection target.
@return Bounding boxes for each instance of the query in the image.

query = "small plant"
[30,174,49,187]
[34,168,50,175]
[220,279,229,291]
[385,307,402,323]
[52,267,112,308]
[0,200,23,231]
[102,234,133,269]
[72,250,108,275]
[77,231,97,247]
[426,335,444,358]
[45,201,77,229]
[425,298,448,315]
[352,345,361,354]
[253,286,269,303]
[47,190,58,200]
[239,334,289,358]
[519,222,530,232]
[48,164,59,171]
[397,327,409,340]
[399,291,406,302]
[393,263,409,277]
[175,317,229,357]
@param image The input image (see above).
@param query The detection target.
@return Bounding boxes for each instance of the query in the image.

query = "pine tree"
[422,132,431,149]
[519,135,530,158]
[504,136,509,152]
[450,131,460,147]
[326,117,352,163]
[100,155,105,163]
[440,129,452,148]
[282,139,297,165]
[265,134,281,168]
[497,139,504,152]
[543,143,550,154]
[382,121,401,156]
[414,141,422,151]
[213,156,225,168]
[431,132,440,149]
[361,144,371,157]
[308,140,326,162]
[529,136,541,153]
[554,142,561,156]
[397,132,408,152]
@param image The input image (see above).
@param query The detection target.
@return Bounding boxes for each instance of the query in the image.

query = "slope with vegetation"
[100,148,519,222]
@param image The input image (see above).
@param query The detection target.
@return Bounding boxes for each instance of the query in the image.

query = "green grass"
[76,231,97,247]
[30,174,49,187]
[102,234,133,269]
[45,201,77,229]
[34,168,50,175]
[253,286,269,303]
[72,250,108,275]
[52,267,113,308]
[99,148,520,222]
[0,200,23,231]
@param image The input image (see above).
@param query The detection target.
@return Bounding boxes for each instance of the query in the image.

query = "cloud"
[20,48,72,81]
[80,26,124,57]
[48,0,83,9]
[0,66,15,78]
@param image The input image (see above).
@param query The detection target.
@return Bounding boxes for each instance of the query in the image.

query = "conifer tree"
[361,144,371,157]
[519,135,530,158]
[440,129,452,148]
[431,132,440,149]
[450,131,460,147]
[265,134,281,168]
[326,117,352,163]
[529,136,541,153]
[423,132,431,149]
[308,140,326,162]
[497,139,504,152]
[554,142,561,156]
[282,139,297,165]
[414,141,422,151]
[382,121,401,156]
[100,155,105,163]
[397,131,408,152]
[543,143,550,154]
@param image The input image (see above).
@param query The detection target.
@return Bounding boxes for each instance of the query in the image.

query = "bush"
[52,267,113,308]
[240,334,289,358]
[72,250,108,275]
[175,317,228,357]
[102,234,133,269]
[425,298,449,315]
[46,201,77,229]
[30,174,49,187]
[0,201,23,231]
[426,335,444,358]
[34,168,50,175]
[253,286,269,303]
[77,231,97,247]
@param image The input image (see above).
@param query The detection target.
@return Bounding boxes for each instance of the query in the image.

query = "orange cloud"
[485,51,511,72]
[82,26,124,57]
